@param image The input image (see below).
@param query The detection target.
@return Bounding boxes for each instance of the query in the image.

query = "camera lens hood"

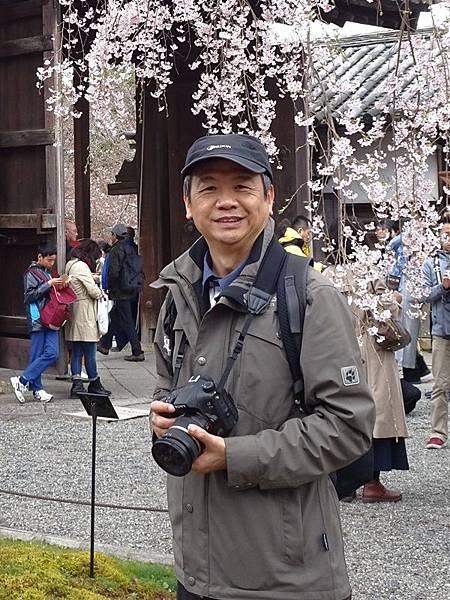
[152,425,202,477]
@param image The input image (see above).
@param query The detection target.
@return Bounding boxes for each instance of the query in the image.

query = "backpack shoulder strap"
[277,253,313,413]
[28,267,50,283]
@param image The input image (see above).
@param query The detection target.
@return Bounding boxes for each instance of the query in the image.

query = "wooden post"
[73,85,91,239]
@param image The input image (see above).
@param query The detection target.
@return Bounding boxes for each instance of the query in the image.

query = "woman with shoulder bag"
[65,239,110,398]
[359,278,409,502]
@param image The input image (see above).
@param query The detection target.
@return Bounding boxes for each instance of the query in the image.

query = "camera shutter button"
[197,356,207,365]
[202,381,214,392]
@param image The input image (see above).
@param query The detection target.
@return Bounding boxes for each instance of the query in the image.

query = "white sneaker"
[10,376,29,403]
[33,389,53,403]
[80,369,89,382]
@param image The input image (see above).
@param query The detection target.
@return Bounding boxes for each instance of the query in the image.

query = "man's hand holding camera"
[150,400,227,474]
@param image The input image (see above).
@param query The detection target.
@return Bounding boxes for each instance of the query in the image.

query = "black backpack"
[163,241,373,499]
[121,245,144,291]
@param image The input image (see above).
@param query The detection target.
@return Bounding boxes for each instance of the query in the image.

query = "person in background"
[278,214,312,257]
[10,244,65,403]
[360,280,409,502]
[422,220,450,449]
[97,223,144,361]
[65,220,80,257]
[279,214,323,270]
[375,221,390,245]
[125,226,140,331]
[386,220,432,384]
[65,239,110,398]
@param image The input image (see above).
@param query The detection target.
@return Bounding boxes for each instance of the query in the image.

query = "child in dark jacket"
[10,244,65,403]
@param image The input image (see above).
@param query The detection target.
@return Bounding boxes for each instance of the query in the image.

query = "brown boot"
[362,479,402,503]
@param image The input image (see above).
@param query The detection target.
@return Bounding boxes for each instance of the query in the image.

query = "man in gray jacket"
[423,220,450,449]
[150,134,375,600]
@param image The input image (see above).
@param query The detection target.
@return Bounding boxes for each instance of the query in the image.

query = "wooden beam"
[438,171,450,186]
[0,35,53,59]
[73,96,91,238]
[0,213,57,229]
[107,182,138,195]
[0,316,28,336]
[0,0,42,22]
[0,129,55,148]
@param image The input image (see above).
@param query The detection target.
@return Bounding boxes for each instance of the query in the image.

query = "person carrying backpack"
[10,243,66,403]
[150,134,375,600]
[97,223,144,362]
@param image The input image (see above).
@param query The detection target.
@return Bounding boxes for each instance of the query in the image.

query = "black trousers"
[101,298,142,356]
[177,582,351,600]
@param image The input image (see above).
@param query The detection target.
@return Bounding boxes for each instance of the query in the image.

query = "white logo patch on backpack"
[341,366,359,386]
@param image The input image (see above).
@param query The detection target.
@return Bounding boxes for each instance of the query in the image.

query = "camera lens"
[152,418,203,476]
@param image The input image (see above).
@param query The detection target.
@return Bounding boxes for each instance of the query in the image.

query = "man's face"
[297,226,312,244]
[110,232,118,245]
[65,222,78,243]
[37,254,56,270]
[375,226,389,242]
[185,159,274,252]
[441,223,450,251]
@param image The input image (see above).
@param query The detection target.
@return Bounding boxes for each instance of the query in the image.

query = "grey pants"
[430,336,450,440]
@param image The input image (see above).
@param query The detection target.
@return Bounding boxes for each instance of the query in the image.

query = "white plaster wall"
[346,131,440,205]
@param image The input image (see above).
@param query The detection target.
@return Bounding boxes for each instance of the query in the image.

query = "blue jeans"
[71,341,97,380]
[21,329,59,392]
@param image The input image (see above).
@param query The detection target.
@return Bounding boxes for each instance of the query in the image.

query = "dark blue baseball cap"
[181,134,273,181]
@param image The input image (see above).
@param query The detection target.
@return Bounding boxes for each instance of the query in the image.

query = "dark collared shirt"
[202,251,247,306]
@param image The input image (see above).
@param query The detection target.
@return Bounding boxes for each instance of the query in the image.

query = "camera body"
[152,375,239,476]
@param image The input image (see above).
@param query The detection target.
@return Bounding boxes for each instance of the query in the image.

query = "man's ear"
[184,195,192,220]
[267,184,275,216]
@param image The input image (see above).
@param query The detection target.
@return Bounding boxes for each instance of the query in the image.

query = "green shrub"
[0,539,176,599]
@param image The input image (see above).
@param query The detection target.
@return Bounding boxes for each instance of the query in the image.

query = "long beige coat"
[359,278,408,440]
[323,267,408,440]
[65,258,103,342]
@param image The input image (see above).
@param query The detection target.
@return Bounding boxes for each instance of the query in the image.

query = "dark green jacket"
[151,219,375,600]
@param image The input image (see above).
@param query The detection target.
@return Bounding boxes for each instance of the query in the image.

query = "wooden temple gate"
[0,0,64,369]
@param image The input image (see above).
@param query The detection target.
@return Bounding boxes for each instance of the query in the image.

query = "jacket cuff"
[428,284,444,302]
[225,435,261,490]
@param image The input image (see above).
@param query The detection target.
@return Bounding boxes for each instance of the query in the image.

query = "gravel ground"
[1,352,449,599]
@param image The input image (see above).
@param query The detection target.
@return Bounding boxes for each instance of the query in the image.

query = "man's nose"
[215,191,238,208]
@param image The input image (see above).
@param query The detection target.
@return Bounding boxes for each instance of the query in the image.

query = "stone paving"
[1,349,449,599]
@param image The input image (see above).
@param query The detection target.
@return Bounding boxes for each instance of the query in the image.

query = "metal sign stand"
[78,392,119,578]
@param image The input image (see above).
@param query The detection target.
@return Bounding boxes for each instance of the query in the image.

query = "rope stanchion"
[0,488,168,514]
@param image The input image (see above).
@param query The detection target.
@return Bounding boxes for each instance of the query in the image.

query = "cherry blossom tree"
[38,0,450,331]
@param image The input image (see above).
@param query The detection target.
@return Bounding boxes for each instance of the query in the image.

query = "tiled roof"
[311,29,432,120]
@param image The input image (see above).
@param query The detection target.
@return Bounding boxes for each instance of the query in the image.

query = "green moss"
[0,539,176,599]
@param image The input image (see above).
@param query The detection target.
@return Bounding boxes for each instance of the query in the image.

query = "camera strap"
[217,238,287,392]
[171,237,287,391]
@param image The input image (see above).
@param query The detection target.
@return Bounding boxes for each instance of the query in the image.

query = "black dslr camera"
[152,375,239,476]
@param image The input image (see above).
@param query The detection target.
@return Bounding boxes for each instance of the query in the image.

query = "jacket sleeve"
[75,263,103,300]
[108,244,123,289]
[421,259,444,303]
[23,270,51,305]
[225,282,375,491]
[152,297,173,403]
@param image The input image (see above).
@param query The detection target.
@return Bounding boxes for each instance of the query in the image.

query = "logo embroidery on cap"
[341,366,359,386]
[206,144,232,151]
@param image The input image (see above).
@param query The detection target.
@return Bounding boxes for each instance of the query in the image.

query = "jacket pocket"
[280,488,304,565]
[235,313,293,426]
